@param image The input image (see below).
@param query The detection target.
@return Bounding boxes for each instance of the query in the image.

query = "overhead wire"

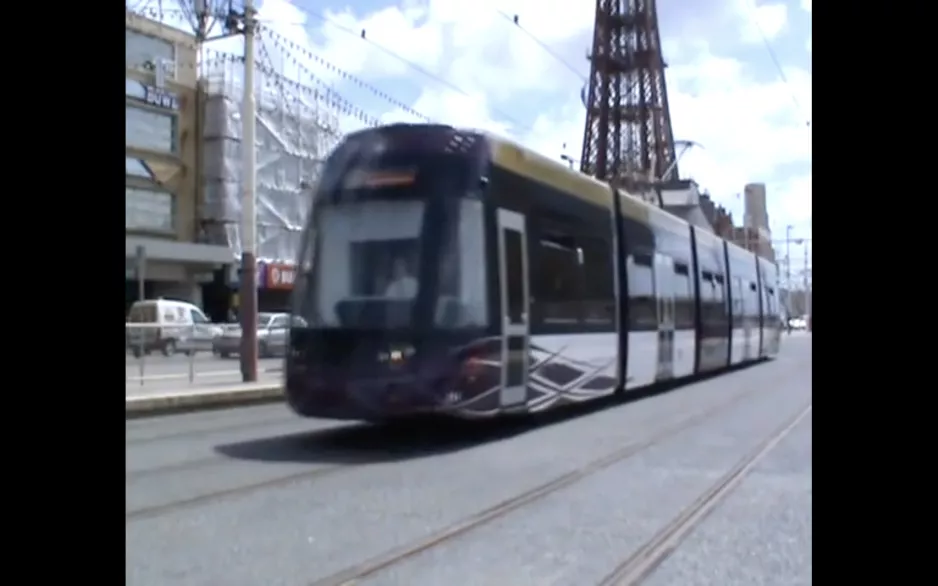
[128,4,435,127]
[494,10,587,83]
[259,26,435,124]
[255,6,537,134]
[133,3,579,135]
[746,6,811,128]
[155,47,387,132]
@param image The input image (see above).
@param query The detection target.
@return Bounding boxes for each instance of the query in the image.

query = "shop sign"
[144,85,179,110]
[266,263,296,290]
[125,78,179,110]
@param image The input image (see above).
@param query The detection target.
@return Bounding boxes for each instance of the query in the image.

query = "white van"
[126,299,222,357]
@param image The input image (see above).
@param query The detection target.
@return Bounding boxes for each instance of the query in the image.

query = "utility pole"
[772,230,810,316]
[238,0,259,382]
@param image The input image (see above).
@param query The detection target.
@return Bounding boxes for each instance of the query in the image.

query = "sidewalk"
[125,379,284,417]
[124,369,283,397]
[125,375,281,399]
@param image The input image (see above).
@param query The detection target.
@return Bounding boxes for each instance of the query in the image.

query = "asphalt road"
[126,335,811,586]
[126,353,283,393]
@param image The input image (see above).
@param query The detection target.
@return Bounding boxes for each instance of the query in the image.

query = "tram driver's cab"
[285,124,498,418]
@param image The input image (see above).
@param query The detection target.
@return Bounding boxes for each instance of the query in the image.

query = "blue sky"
[132,0,812,268]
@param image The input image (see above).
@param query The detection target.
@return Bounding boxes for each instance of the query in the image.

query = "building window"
[126,29,175,77]
[126,105,177,153]
[126,187,175,234]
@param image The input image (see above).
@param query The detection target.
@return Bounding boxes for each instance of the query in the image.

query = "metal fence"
[125,322,283,389]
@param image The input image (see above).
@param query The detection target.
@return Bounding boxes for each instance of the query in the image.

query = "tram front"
[286,124,496,421]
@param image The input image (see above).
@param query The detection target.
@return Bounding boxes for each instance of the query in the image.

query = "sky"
[130,0,812,270]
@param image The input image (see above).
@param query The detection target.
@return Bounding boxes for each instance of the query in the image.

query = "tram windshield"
[294,125,489,331]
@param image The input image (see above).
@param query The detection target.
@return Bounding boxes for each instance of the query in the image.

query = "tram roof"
[482,131,688,237]
[339,123,691,240]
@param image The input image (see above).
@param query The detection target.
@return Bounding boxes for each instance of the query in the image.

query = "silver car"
[212,312,306,358]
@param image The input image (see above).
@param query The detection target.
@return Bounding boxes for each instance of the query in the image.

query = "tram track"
[125,413,300,446]
[596,402,812,585]
[304,383,767,586]
[126,379,758,524]
[126,465,351,521]
[125,400,318,445]
[126,453,238,482]
[127,341,812,585]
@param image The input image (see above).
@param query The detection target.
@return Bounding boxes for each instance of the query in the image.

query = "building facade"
[199,55,343,314]
[731,226,775,261]
[743,183,773,244]
[125,12,231,314]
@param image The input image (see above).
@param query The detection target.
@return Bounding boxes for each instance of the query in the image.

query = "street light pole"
[238,0,259,382]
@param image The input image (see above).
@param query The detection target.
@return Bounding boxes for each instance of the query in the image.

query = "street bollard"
[138,337,146,386]
[188,330,196,384]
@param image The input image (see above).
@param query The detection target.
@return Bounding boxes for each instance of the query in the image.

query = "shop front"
[125,236,233,319]
[257,261,296,312]
[226,261,297,316]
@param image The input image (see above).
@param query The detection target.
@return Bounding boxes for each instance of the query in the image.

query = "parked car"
[126,298,224,357]
[788,316,808,331]
[212,312,307,358]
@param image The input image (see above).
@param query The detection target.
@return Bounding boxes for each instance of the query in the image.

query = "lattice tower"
[580,0,678,188]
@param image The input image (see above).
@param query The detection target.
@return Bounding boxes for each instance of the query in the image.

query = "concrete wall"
[125,13,200,244]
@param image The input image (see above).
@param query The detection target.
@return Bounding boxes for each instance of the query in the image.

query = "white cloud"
[738,2,789,44]
[131,0,812,243]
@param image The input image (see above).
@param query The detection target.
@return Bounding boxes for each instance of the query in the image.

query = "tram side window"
[699,271,717,336]
[748,281,759,324]
[627,254,656,331]
[532,234,582,325]
[731,277,744,321]
[453,198,488,327]
[673,263,694,329]
[713,274,728,327]
[579,236,615,325]
[766,287,777,320]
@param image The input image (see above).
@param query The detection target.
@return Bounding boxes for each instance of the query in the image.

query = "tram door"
[496,209,529,409]
[738,278,753,360]
[653,253,675,381]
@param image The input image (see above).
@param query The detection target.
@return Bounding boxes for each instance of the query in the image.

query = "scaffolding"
[198,52,344,265]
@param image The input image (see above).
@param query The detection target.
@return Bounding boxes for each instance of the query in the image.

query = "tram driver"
[384,256,418,299]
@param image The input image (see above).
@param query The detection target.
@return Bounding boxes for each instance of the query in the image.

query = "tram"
[285,123,782,421]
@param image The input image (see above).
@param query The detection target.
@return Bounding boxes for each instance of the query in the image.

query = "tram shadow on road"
[214,361,764,466]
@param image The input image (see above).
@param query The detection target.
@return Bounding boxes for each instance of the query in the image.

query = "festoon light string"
[258,25,433,124]
[252,31,380,129]
[127,10,435,128]
[160,45,385,130]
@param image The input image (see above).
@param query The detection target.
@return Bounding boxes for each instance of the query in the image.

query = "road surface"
[126,335,811,585]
